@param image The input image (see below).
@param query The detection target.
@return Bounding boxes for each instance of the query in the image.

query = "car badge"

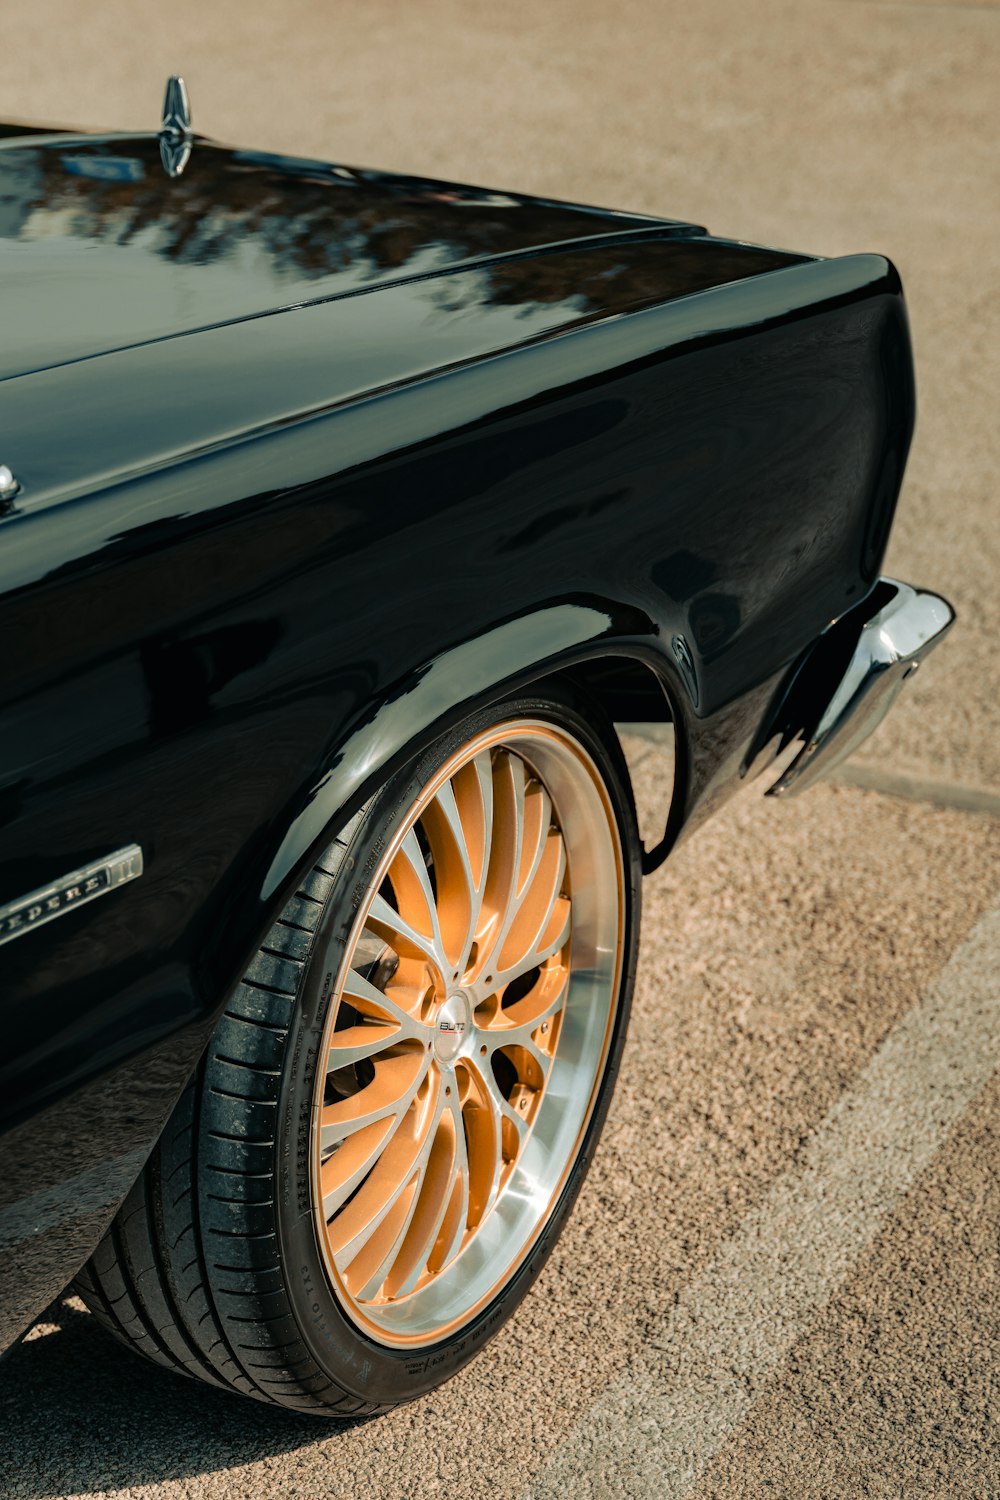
[0,845,144,947]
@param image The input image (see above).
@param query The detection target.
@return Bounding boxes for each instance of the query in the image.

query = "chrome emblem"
[434,992,472,1062]
[160,75,193,180]
[0,845,144,947]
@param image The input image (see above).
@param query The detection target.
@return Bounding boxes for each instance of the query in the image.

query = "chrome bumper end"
[754,579,955,799]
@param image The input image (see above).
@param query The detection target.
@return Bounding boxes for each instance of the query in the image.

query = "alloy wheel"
[311,720,624,1345]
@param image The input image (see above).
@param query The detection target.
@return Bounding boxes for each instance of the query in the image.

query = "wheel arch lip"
[255,603,691,920]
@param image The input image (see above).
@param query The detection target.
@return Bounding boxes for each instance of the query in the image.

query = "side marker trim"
[0,844,144,946]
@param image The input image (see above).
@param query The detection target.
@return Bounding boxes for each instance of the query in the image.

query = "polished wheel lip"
[309,718,625,1349]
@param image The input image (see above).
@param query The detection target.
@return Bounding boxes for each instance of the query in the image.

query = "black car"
[0,80,953,1415]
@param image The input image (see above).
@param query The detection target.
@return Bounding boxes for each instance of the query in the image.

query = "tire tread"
[73,855,378,1415]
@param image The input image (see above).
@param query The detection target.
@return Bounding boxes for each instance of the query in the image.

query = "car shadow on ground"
[0,1298,359,1495]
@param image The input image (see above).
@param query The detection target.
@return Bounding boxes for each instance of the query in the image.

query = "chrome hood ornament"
[160,75,193,179]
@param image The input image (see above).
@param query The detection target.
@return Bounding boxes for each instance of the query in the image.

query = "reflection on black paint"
[2,137,671,282]
[689,592,742,657]
[0,135,803,380]
[141,620,283,736]
[498,489,628,554]
[651,550,719,602]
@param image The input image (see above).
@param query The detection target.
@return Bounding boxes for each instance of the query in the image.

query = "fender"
[0,233,914,1349]
[258,604,688,906]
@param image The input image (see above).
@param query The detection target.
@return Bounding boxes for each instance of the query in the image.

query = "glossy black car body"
[0,121,922,1351]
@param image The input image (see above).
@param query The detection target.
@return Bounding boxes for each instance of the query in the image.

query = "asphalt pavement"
[2,1,998,1496]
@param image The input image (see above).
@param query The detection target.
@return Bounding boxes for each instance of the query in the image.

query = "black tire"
[74,685,641,1414]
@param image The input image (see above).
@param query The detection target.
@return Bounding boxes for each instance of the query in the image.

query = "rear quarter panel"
[0,249,914,1345]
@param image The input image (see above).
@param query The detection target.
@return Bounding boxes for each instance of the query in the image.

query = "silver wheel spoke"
[495,899,571,989]
[464,1054,531,1219]
[326,1022,407,1069]
[494,838,568,983]
[481,1064,531,1150]
[392,828,447,960]
[493,975,568,1049]
[340,963,424,1037]
[486,1029,551,1078]
[367,890,443,974]
[319,1050,431,1149]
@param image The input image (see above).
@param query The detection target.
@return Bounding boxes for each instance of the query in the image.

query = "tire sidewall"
[276,688,641,1406]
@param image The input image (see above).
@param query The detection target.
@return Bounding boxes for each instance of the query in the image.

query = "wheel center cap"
[434,990,472,1063]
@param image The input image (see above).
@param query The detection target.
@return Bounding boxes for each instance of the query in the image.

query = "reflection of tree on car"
[6,138,741,318]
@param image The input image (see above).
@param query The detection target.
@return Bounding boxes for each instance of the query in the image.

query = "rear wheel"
[75,686,641,1413]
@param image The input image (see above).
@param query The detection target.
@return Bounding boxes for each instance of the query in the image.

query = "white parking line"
[831,762,1000,819]
[523,900,1000,1499]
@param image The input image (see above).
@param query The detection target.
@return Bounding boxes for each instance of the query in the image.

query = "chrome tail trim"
[748,579,955,799]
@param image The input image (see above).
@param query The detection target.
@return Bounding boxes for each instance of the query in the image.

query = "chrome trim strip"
[0,845,144,947]
[767,579,955,798]
[0,131,158,152]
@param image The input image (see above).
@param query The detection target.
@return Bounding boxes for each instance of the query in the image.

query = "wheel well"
[532,655,680,870]
[555,656,674,728]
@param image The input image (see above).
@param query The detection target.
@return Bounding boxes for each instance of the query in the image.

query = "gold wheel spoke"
[335,1078,447,1295]
[330,1120,431,1268]
[384,1101,462,1297]
[386,829,447,964]
[341,1177,421,1300]
[321,1115,398,1218]
[431,1099,471,1271]
[522,897,572,974]
[319,1050,430,1149]
[475,748,570,985]
[479,751,527,968]
[496,837,568,981]
[423,754,493,974]
[464,1054,531,1220]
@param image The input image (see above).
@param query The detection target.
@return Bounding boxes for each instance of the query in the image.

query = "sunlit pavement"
[2,2,997,1496]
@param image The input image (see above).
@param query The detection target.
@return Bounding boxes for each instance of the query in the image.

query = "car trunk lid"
[0,132,700,381]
